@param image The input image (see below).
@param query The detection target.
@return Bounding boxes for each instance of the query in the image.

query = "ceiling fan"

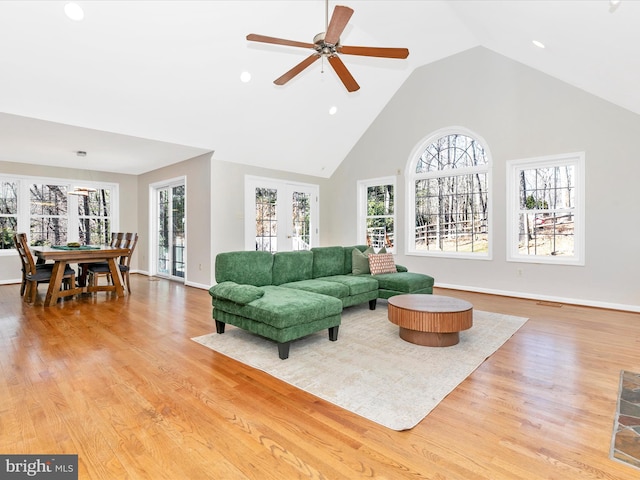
[246,1,409,92]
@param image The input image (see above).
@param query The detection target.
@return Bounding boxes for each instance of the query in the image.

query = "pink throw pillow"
[368,253,397,275]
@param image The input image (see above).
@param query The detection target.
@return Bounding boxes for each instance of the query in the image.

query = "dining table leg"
[44,260,68,307]
[107,257,125,297]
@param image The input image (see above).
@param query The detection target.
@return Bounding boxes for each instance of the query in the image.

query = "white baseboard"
[133,271,209,290]
[435,282,640,313]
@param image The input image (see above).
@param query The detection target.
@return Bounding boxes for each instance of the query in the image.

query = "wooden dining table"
[31,245,131,307]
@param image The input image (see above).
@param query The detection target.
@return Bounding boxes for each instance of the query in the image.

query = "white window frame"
[406,126,493,260]
[506,152,585,266]
[0,174,118,256]
[357,176,396,252]
[149,176,187,280]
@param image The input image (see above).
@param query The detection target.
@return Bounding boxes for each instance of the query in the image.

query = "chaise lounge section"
[209,246,434,359]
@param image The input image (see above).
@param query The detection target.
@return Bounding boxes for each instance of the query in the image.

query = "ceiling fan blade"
[324,5,354,45]
[339,45,409,59]
[328,55,360,92]
[247,34,314,49]
[274,54,320,86]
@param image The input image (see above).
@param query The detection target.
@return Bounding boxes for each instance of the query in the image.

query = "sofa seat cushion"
[280,279,350,299]
[362,271,434,293]
[212,285,342,329]
[321,275,379,296]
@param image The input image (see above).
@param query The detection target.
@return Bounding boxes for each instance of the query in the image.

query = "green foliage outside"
[525,195,548,210]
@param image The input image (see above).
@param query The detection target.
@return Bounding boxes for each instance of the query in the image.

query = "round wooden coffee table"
[387,294,473,347]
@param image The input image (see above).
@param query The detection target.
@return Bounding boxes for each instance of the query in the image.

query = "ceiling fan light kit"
[69,187,97,196]
[246,3,409,92]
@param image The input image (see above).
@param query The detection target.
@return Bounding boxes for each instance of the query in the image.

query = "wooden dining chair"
[13,233,56,296]
[79,232,124,286]
[85,232,122,288]
[118,232,138,293]
[87,232,138,293]
[13,233,76,303]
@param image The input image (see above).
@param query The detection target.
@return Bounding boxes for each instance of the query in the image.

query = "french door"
[152,178,186,280]
[244,176,319,252]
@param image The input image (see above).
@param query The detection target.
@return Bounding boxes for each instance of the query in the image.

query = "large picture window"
[0,174,118,252]
[506,153,585,265]
[407,128,491,258]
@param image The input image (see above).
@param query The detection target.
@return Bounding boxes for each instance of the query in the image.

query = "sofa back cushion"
[311,246,347,278]
[343,245,368,274]
[215,251,274,286]
[351,246,375,275]
[272,250,314,285]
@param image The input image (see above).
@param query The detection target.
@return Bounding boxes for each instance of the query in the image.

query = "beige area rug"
[192,304,528,430]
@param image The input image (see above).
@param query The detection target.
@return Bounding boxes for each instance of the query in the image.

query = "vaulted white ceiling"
[0,1,637,177]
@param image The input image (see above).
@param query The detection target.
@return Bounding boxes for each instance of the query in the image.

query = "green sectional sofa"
[209,246,434,359]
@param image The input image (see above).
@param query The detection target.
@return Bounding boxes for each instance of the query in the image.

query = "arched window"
[407,128,491,258]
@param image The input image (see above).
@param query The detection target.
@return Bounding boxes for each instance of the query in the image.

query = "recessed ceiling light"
[64,3,84,21]
[329,106,338,115]
[532,40,545,49]
[240,71,251,83]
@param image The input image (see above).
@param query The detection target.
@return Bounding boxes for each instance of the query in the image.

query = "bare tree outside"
[518,165,575,257]
[291,191,311,251]
[78,188,112,245]
[255,188,277,252]
[0,180,18,249]
[0,179,116,248]
[414,134,489,254]
[30,184,68,246]
[366,184,394,250]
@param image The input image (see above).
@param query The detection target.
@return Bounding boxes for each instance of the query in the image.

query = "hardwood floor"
[1,276,639,479]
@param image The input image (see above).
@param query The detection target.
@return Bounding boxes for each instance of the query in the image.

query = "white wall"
[325,47,640,311]
[137,153,213,289]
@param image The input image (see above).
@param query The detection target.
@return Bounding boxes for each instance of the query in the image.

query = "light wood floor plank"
[1,278,639,479]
